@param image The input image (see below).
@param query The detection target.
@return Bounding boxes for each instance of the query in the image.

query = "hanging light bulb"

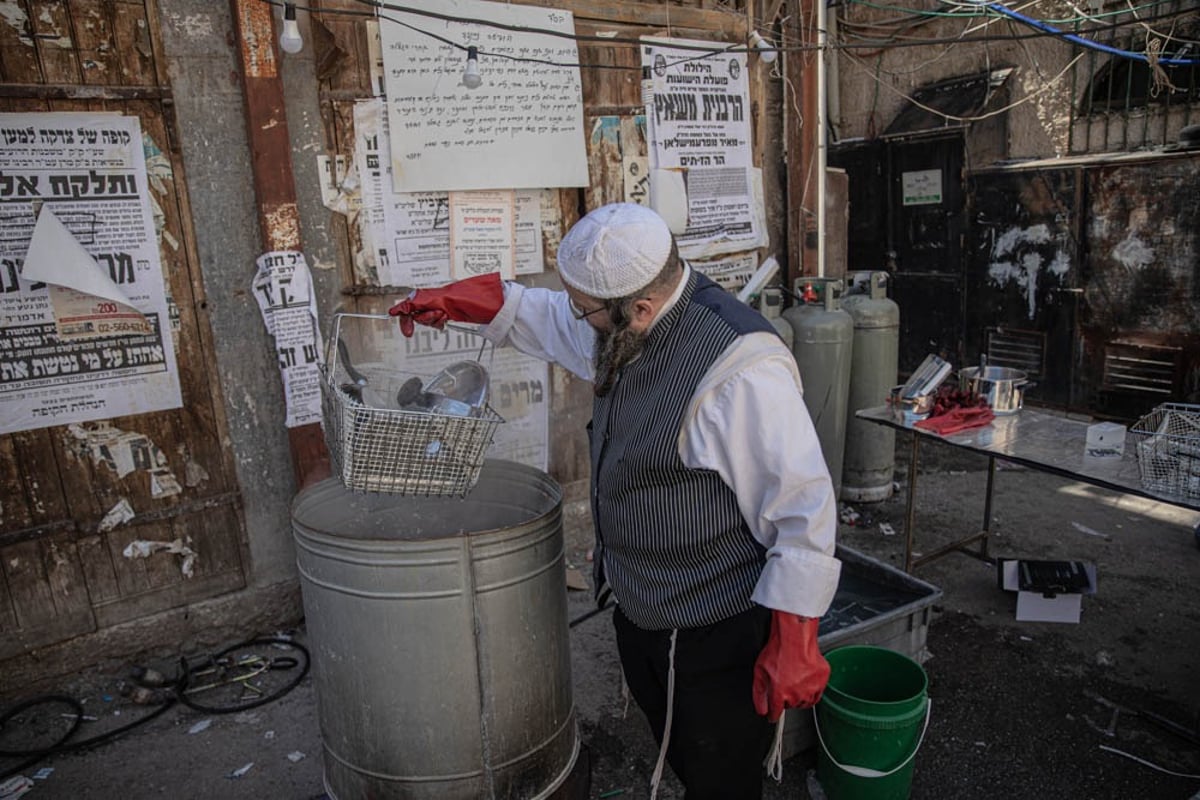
[749,31,777,64]
[462,46,483,89]
[279,2,303,55]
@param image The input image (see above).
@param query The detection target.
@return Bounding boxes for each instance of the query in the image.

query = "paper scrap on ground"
[187,719,212,735]
[227,763,254,779]
[1072,522,1110,539]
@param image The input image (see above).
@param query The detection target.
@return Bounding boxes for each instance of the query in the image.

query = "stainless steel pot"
[959,366,1031,415]
[889,385,935,420]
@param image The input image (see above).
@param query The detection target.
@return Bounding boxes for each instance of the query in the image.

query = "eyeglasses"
[568,297,609,321]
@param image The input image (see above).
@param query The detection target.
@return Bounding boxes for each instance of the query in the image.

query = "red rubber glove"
[753,611,830,722]
[387,273,504,337]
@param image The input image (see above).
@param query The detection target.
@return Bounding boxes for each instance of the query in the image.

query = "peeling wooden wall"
[0,0,245,666]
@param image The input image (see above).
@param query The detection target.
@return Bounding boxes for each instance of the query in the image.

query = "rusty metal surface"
[1083,155,1200,415]
[231,0,329,486]
[964,153,1199,418]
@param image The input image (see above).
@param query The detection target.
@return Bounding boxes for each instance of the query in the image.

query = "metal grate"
[1069,3,1200,153]
[1101,342,1180,395]
[985,328,1044,378]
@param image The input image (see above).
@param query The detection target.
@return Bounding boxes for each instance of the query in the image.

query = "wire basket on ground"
[1129,402,1200,501]
[321,314,503,497]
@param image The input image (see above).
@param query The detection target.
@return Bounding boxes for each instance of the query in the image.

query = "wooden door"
[0,0,245,660]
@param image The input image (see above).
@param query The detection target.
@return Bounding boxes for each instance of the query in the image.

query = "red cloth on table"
[914,406,995,435]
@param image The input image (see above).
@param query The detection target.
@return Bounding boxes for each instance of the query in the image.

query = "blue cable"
[982,2,1200,66]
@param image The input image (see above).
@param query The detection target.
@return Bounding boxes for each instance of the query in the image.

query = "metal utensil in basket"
[321,313,504,497]
[1129,402,1200,501]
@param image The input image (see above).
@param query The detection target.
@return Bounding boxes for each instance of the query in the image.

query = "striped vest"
[589,271,776,630]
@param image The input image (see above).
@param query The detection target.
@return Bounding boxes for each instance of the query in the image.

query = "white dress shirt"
[480,267,841,618]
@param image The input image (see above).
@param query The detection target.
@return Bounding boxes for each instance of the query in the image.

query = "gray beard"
[592,323,647,397]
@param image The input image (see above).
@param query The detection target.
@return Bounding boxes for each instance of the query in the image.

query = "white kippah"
[556,203,674,299]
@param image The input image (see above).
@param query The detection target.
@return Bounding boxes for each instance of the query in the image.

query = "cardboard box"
[997,558,1097,624]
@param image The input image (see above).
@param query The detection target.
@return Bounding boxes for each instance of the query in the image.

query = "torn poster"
[67,422,184,497]
[316,154,360,216]
[99,498,136,532]
[0,112,182,435]
[691,251,759,293]
[253,251,323,428]
[514,190,546,276]
[122,537,196,578]
[23,206,151,339]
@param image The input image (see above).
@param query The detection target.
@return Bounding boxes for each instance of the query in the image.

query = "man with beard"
[388,203,840,799]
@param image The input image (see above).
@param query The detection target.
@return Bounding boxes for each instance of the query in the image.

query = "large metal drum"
[291,460,578,799]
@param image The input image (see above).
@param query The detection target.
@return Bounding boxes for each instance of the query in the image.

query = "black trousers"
[614,604,774,800]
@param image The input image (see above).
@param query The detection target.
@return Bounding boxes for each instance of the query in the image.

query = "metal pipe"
[817,0,828,278]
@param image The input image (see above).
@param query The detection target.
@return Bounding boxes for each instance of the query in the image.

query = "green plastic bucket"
[814,645,930,800]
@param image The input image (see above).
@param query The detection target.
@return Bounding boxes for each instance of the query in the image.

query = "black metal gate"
[830,133,967,374]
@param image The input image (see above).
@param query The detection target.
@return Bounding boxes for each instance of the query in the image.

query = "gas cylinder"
[783,279,854,499]
[758,287,793,350]
[841,272,900,502]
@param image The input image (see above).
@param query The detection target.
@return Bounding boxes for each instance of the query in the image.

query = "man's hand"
[387,272,504,337]
[752,611,830,722]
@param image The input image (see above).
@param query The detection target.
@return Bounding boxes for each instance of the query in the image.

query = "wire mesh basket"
[1129,402,1200,501]
[320,313,503,497]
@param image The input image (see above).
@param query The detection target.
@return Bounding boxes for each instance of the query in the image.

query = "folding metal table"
[856,405,1200,572]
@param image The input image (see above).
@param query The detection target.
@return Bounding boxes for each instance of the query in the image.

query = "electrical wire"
[265,0,749,71]
[267,0,1200,66]
[969,1,1200,65]
[0,637,308,781]
[842,48,1086,123]
[1099,744,1200,778]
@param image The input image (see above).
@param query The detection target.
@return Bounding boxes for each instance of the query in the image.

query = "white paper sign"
[514,190,545,276]
[381,0,588,192]
[0,112,182,434]
[643,37,752,170]
[450,190,515,280]
[902,169,942,206]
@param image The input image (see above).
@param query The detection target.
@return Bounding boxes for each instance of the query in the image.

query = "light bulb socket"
[640,65,653,107]
[279,2,302,54]
[750,31,778,64]
[462,46,482,89]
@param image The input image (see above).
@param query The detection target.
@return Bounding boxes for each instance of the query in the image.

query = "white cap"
[556,203,674,299]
